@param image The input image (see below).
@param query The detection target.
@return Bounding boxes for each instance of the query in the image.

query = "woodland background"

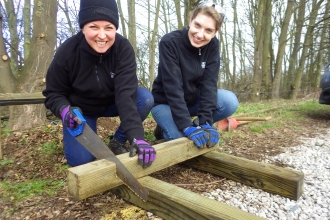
[0,0,329,131]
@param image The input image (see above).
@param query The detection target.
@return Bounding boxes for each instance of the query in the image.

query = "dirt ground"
[0,101,330,219]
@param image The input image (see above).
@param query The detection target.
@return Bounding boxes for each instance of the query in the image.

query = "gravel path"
[202,129,330,220]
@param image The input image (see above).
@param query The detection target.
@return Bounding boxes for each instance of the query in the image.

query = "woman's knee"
[137,87,154,109]
[217,89,239,112]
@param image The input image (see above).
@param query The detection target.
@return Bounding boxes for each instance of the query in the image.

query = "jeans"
[63,87,154,167]
[151,89,238,141]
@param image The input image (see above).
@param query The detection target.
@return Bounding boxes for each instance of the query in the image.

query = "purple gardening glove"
[129,139,156,168]
[60,105,83,129]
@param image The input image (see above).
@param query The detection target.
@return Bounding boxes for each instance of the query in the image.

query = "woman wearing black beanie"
[43,0,156,168]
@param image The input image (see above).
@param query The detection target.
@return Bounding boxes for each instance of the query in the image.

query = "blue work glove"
[129,139,156,168]
[201,123,220,148]
[183,126,208,148]
[60,106,83,129]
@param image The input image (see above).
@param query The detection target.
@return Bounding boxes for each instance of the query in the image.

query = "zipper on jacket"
[199,48,201,55]
[94,65,103,96]
[99,55,103,63]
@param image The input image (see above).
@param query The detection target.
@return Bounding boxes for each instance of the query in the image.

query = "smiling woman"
[151,2,239,148]
[42,0,156,168]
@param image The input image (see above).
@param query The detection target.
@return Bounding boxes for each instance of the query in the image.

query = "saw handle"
[66,109,86,137]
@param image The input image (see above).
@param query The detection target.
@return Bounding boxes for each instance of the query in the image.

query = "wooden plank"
[111,176,264,220]
[234,116,272,121]
[183,151,304,201]
[0,92,45,106]
[67,137,216,200]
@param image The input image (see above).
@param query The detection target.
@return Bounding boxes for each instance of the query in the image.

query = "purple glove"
[60,106,83,129]
[129,139,156,168]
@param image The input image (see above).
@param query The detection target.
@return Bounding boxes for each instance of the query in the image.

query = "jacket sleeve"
[158,40,193,130]
[113,38,145,142]
[42,49,72,118]
[197,39,220,125]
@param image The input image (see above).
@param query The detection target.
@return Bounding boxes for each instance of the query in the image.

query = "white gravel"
[203,129,330,220]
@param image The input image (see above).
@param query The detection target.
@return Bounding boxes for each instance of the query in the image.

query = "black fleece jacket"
[152,27,220,130]
[42,31,144,143]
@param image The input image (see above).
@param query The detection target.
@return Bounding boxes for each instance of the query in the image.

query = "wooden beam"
[67,137,216,200]
[183,151,304,201]
[111,176,264,220]
[234,116,272,121]
[0,92,45,106]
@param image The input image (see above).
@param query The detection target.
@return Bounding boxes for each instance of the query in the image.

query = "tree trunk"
[174,0,183,29]
[291,0,324,99]
[148,0,161,90]
[3,0,20,78]
[231,0,238,90]
[0,11,16,93]
[261,0,272,99]
[23,0,31,59]
[272,0,294,98]
[127,0,137,56]
[8,0,57,130]
[313,0,330,89]
[251,0,265,102]
[183,0,198,26]
[286,1,305,99]
[117,0,127,38]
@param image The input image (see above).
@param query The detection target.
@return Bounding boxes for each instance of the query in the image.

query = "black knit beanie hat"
[79,0,119,29]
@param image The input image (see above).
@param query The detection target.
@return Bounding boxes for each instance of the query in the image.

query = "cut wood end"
[2,55,8,61]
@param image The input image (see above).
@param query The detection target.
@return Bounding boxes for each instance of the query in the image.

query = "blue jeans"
[63,87,154,167]
[151,89,238,141]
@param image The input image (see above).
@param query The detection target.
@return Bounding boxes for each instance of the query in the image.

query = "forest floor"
[0,98,329,219]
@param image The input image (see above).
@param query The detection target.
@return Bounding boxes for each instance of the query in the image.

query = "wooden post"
[112,176,265,220]
[67,138,216,200]
[68,140,304,201]
[234,116,272,121]
[184,151,304,200]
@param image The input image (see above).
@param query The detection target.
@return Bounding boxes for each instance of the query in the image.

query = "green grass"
[144,129,155,141]
[57,164,70,174]
[0,157,14,168]
[0,179,65,202]
[1,128,12,137]
[249,122,276,133]
[38,140,63,156]
[219,99,330,134]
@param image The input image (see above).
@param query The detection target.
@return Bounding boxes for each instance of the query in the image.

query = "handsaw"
[67,109,149,201]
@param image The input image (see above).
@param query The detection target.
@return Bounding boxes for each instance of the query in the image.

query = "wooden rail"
[113,176,264,220]
[0,92,45,106]
[68,144,303,201]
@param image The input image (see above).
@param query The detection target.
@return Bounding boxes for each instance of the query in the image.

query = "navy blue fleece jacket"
[152,27,220,130]
[42,31,144,142]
